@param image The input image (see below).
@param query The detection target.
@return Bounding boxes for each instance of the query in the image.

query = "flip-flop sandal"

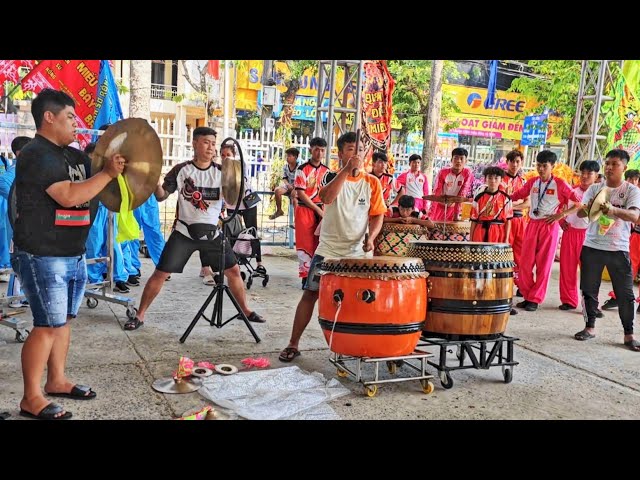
[575,329,596,341]
[624,339,640,352]
[124,311,144,331]
[19,403,72,420]
[278,347,301,362]
[46,384,96,400]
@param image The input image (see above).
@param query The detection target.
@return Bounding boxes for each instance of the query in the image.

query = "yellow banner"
[443,84,538,120]
[273,62,346,97]
[236,60,263,91]
[235,61,353,111]
[236,88,258,111]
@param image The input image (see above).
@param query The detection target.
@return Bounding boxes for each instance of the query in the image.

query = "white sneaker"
[9,300,28,308]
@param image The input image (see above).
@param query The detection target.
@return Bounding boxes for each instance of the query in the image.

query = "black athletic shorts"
[156,231,237,273]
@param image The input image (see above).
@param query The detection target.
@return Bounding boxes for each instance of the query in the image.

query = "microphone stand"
[180,137,261,344]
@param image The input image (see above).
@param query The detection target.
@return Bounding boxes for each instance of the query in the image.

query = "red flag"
[22,60,100,124]
[208,60,220,80]
[21,60,101,147]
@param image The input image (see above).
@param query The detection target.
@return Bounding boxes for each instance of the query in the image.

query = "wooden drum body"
[407,241,514,340]
[374,223,430,257]
[318,256,428,357]
[430,221,471,242]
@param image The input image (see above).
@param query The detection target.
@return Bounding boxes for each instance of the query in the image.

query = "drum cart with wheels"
[329,349,436,397]
[418,335,519,389]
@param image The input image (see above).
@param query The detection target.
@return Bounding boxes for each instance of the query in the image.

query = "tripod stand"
[180,137,261,344]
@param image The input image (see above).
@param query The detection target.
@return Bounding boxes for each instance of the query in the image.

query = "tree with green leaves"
[180,60,221,127]
[273,60,316,131]
[508,60,582,142]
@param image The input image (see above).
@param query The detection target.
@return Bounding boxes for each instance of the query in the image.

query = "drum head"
[320,256,428,279]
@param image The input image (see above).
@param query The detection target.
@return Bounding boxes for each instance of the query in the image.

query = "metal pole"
[588,61,608,160]
[325,61,338,164]
[569,61,588,169]
[223,61,230,139]
[354,62,363,135]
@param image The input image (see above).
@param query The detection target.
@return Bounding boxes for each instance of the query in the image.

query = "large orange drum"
[429,221,471,242]
[318,256,428,357]
[374,223,430,257]
[407,240,514,339]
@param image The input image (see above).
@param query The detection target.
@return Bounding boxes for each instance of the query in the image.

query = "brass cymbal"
[221,157,243,206]
[423,194,470,204]
[588,187,611,223]
[90,118,163,212]
[152,376,203,394]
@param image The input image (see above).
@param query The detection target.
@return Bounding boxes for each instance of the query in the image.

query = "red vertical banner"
[208,60,220,80]
[361,60,395,172]
[21,60,101,146]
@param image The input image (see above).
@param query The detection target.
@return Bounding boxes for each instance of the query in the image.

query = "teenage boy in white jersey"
[575,149,640,352]
[558,160,600,311]
[510,150,581,311]
[124,127,265,330]
[394,154,429,212]
[278,131,387,362]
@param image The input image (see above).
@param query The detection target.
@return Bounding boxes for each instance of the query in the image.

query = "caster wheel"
[126,307,137,320]
[421,380,435,394]
[337,368,348,378]
[240,271,246,281]
[246,277,253,290]
[262,275,269,287]
[86,297,98,309]
[365,385,378,397]
[503,367,513,384]
[15,329,29,343]
[386,361,397,375]
[439,371,454,389]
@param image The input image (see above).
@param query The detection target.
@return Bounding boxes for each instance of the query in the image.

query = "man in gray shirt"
[576,149,640,351]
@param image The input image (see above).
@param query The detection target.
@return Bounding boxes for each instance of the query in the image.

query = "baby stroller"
[224,214,269,289]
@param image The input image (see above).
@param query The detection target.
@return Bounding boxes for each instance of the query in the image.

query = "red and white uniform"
[501,172,527,287]
[294,161,330,278]
[470,189,513,243]
[429,167,473,221]
[511,176,580,304]
[370,172,396,206]
[559,185,589,308]
[396,169,429,211]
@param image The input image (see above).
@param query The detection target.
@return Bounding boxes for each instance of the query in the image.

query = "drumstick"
[352,129,361,177]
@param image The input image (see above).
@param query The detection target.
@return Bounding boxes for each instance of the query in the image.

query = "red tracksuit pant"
[559,226,586,308]
[519,219,560,304]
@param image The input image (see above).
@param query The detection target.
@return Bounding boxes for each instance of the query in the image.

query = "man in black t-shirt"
[11,89,124,420]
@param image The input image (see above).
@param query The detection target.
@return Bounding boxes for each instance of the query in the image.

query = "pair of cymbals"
[423,194,471,204]
[90,118,163,212]
[588,187,611,223]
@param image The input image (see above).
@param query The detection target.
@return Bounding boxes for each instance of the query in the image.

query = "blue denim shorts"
[10,250,87,328]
